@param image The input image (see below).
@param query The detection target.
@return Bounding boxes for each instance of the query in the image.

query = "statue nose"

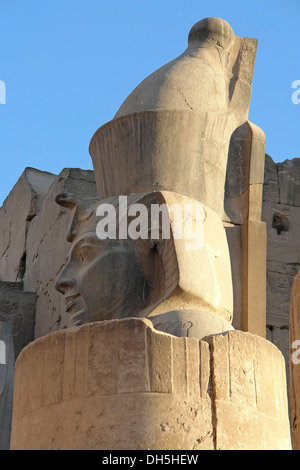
[55,269,76,295]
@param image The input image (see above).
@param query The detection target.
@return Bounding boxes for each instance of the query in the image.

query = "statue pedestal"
[10,318,291,450]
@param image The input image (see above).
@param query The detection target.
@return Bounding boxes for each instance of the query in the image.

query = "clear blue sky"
[0,0,299,206]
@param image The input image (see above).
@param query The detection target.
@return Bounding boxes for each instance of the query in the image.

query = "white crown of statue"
[88,17,258,217]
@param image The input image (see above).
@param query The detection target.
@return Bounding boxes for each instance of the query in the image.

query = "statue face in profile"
[56,233,152,326]
[55,192,177,326]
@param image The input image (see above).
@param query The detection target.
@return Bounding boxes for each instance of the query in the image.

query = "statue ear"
[55,192,80,242]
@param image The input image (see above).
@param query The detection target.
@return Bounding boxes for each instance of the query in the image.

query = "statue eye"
[79,244,94,262]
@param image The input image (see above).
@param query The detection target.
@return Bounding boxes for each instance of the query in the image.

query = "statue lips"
[64,294,86,325]
[65,293,81,313]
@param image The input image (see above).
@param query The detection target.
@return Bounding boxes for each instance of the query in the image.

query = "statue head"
[55,192,179,326]
[55,190,233,326]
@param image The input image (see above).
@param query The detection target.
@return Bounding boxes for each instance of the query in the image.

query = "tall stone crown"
[89,17,259,219]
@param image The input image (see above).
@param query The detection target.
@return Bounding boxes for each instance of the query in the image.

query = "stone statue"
[10,17,292,452]
[55,16,266,339]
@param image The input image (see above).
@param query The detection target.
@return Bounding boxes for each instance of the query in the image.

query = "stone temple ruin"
[0,17,299,450]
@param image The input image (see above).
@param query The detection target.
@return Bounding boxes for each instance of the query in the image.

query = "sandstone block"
[263,154,280,203]
[278,159,300,207]
[203,330,291,450]
[10,319,291,450]
[241,220,266,337]
[0,168,56,282]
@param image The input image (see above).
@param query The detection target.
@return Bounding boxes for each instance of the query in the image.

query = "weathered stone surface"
[0,321,15,450]
[90,110,239,219]
[0,168,56,282]
[150,309,234,340]
[225,223,243,331]
[289,271,300,449]
[241,219,267,337]
[223,121,266,338]
[10,319,291,450]
[277,158,300,207]
[262,154,300,392]
[0,282,36,358]
[114,18,256,124]
[266,260,299,327]
[263,203,300,268]
[262,154,279,204]
[224,122,265,225]
[203,330,291,450]
[267,326,290,388]
[23,168,97,339]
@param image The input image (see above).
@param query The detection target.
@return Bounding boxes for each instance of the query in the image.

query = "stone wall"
[0,167,97,353]
[262,154,300,387]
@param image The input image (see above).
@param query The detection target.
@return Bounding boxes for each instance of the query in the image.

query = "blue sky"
[0,0,299,206]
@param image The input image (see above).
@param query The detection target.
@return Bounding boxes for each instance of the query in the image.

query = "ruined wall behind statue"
[263,154,300,388]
